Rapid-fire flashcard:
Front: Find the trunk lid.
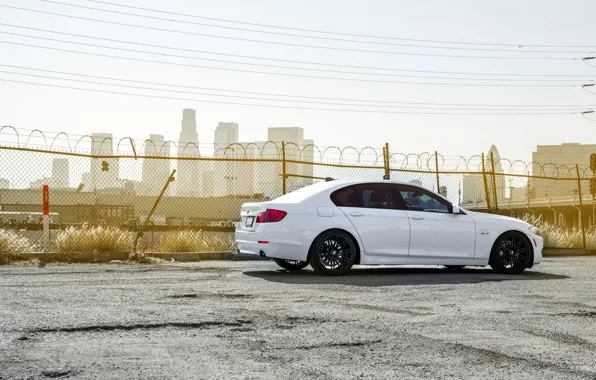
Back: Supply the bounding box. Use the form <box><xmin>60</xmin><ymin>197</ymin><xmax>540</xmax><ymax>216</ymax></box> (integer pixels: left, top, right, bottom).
<box><xmin>238</xmin><ymin>202</ymin><xmax>269</xmax><ymax>232</ymax></box>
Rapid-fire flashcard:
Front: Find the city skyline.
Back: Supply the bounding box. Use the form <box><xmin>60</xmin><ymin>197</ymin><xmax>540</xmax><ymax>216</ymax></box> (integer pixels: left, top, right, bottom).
<box><xmin>2</xmin><ymin>116</ymin><xmax>595</xmax><ymax>194</ymax></box>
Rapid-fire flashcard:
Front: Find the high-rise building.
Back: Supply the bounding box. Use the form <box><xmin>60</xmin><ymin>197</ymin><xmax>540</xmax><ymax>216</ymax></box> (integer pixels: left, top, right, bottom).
<box><xmin>530</xmin><ymin>143</ymin><xmax>596</xmax><ymax>199</ymax></box>
<box><xmin>52</xmin><ymin>158</ymin><xmax>69</xmax><ymax>188</ymax></box>
<box><xmin>90</xmin><ymin>133</ymin><xmax>120</xmax><ymax>190</ymax></box>
<box><xmin>461</xmin><ymin>145</ymin><xmax>505</xmax><ymax>207</ymax></box>
<box><xmin>176</xmin><ymin>109</ymin><xmax>204</xmax><ymax>197</ymax></box>
<box><xmin>140</xmin><ymin>134</ymin><xmax>171</xmax><ymax>195</ymax></box>
<box><xmin>28</xmin><ymin>158</ymin><xmax>70</xmax><ymax>189</ymax></box>
<box><xmin>487</xmin><ymin>144</ymin><xmax>505</xmax><ymax>205</ymax></box>
<box><xmin>214</xmin><ymin>122</ymin><xmax>239</xmax><ymax>151</ymax></box>
<box><xmin>252</xmin><ymin>127</ymin><xmax>314</xmax><ymax>198</ymax></box>
<box><xmin>214</xmin><ymin>122</ymin><xmax>255</xmax><ymax>196</ymax></box>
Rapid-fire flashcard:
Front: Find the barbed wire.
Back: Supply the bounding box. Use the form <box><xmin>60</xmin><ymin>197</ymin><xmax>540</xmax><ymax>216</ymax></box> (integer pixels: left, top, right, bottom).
<box><xmin>0</xmin><ymin>126</ymin><xmax>591</xmax><ymax>177</ymax></box>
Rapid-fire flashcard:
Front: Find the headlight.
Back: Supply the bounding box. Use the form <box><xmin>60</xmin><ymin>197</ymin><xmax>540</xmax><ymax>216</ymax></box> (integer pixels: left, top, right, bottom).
<box><xmin>528</xmin><ymin>226</ymin><xmax>539</xmax><ymax>235</ymax></box>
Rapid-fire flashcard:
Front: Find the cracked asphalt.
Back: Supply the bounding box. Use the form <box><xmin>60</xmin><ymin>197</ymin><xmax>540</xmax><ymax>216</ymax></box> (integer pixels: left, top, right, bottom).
<box><xmin>1</xmin><ymin>257</ymin><xmax>595</xmax><ymax>380</ymax></box>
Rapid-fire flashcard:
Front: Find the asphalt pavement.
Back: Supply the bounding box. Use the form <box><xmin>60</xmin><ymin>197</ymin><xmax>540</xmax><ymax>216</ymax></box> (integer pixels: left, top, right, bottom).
<box><xmin>1</xmin><ymin>258</ymin><xmax>595</xmax><ymax>380</ymax></box>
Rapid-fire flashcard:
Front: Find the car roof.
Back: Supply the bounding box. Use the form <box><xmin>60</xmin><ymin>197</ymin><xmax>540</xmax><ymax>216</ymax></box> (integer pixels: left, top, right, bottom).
<box><xmin>326</xmin><ymin>179</ymin><xmax>412</xmax><ymax>187</ymax></box>
<box><xmin>273</xmin><ymin>179</ymin><xmax>437</xmax><ymax>204</ymax></box>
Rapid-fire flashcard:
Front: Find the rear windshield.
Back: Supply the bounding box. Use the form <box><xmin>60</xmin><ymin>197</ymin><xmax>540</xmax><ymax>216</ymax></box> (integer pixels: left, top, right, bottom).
<box><xmin>270</xmin><ymin>181</ymin><xmax>335</xmax><ymax>203</ymax></box>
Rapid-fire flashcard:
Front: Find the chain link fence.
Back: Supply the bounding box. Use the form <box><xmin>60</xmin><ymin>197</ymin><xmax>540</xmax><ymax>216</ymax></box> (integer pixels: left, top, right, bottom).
<box><xmin>0</xmin><ymin>128</ymin><xmax>595</xmax><ymax>253</ymax></box>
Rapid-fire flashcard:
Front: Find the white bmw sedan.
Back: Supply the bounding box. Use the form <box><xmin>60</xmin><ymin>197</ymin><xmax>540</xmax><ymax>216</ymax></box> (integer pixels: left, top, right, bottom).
<box><xmin>235</xmin><ymin>180</ymin><xmax>543</xmax><ymax>276</ymax></box>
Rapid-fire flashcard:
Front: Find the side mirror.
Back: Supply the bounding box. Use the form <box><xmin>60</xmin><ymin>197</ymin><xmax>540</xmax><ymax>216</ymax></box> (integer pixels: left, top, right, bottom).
<box><xmin>451</xmin><ymin>204</ymin><xmax>460</xmax><ymax>214</ymax></box>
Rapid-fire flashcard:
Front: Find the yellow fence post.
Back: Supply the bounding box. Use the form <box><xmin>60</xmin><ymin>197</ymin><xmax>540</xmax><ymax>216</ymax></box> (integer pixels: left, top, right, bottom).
<box><xmin>133</xmin><ymin>169</ymin><xmax>176</xmax><ymax>253</ymax></box>
<box><xmin>434</xmin><ymin>151</ymin><xmax>440</xmax><ymax>194</ymax></box>
<box><xmin>490</xmin><ymin>152</ymin><xmax>499</xmax><ymax>212</ymax></box>
<box><xmin>481</xmin><ymin>153</ymin><xmax>492</xmax><ymax>212</ymax></box>
<box><xmin>281</xmin><ymin>141</ymin><xmax>287</xmax><ymax>195</ymax></box>
<box><xmin>576</xmin><ymin>164</ymin><xmax>587</xmax><ymax>249</ymax></box>
<box><xmin>383</xmin><ymin>143</ymin><xmax>390</xmax><ymax>180</ymax></box>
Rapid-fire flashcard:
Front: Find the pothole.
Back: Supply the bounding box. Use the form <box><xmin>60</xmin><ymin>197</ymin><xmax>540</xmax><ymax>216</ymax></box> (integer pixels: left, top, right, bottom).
<box><xmin>29</xmin><ymin>320</ymin><xmax>252</xmax><ymax>334</ymax></box>
<box><xmin>42</xmin><ymin>368</ymin><xmax>73</xmax><ymax>378</ymax></box>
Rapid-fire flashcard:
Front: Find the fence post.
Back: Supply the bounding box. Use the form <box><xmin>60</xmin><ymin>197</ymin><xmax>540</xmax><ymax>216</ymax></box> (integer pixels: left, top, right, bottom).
<box><xmin>481</xmin><ymin>153</ymin><xmax>492</xmax><ymax>212</ymax></box>
<box><xmin>383</xmin><ymin>142</ymin><xmax>390</xmax><ymax>180</ymax></box>
<box><xmin>42</xmin><ymin>184</ymin><xmax>50</xmax><ymax>253</ymax></box>
<box><xmin>281</xmin><ymin>141</ymin><xmax>287</xmax><ymax>195</ymax></box>
<box><xmin>490</xmin><ymin>152</ymin><xmax>499</xmax><ymax>212</ymax></box>
<box><xmin>576</xmin><ymin>164</ymin><xmax>587</xmax><ymax>249</ymax></box>
<box><xmin>133</xmin><ymin>169</ymin><xmax>176</xmax><ymax>253</ymax></box>
<box><xmin>434</xmin><ymin>151</ymin><xmax>440</xmax><ymax>194</ymax></box>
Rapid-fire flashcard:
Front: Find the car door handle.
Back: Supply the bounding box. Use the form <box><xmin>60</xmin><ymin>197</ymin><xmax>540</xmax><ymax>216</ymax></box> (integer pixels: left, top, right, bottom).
<box><xmin>350</xmin><ymin>212</ymin><xmax>364</xmax><ymax>217</ymax></box>
<box><xmin>410</xmin><ymin>216</ymin><xmax>424</xmax><ymax>221</ymax></box>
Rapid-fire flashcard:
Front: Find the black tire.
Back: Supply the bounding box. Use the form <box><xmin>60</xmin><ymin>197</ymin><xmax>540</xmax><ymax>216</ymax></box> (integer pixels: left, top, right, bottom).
<box><xmin>309</xmin><ymin>230</ymin><xmax>357</xmax><ymax>276</ymax></box>
<box><xmin>489</xmin><ymin>231</ymin><xmax>532</xmax><ymax>274</ymax></box>
<box><xmin>444</xmin><ymin>265</ymin><xmax>465</xmax><ymax>270</ymax></box>
<box><xmin>273</xmin><ymin>259</ymin><xmax>309</xmax><ymax>271</ymax></box>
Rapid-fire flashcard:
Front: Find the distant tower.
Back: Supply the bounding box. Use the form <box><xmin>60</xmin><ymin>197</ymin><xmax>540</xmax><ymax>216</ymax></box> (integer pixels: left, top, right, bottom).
<box><xmin>214</xmin><ymin>122</ymin><xmax>245</xmax><ymax>196</ymax></box>
<box><xmin>462</xmin><ymin>144</ymin><xmax>504</xmax><ymax>207</ymax></box>
<box><xmin>486</xmin><ymin>144</ymin><xmax>503</xmax><ymax>173</ymax></box>
<box><xmin>141</xmin><ymin>134</ymin><xmax>170</xmax><ymax>195</ymax></box>
<box><xmin>179</xmin><ymin>109</ymin><xmax>198</xmax><ymax>147</ymax></box>
<box><xmin>252</xmin><ymin>127</ymin><xmax>314</xmax><ymax>198</ymax></box>
<box><xmin>52</xmin><ymin>158</ymin><xmax>69</xmax><ymax>188</ymax></box>
<box><xmin>90</xmin><ymin>133</ymin><xmax>119</xmax><ymax>189</ymax></box>
<box><xmin>214</xmin><ymin>122</ymin><xmax>239</xmax><ymax>151</ymax></box>
<box><xmin>486</xmin><ymin>144</ymin><xmax>505</xmax><ymax>203</ymax></box>
<box><xmin>176</xmin><ymin>109</ymin><xmax>202</xmax><ymax>197</ymax></box>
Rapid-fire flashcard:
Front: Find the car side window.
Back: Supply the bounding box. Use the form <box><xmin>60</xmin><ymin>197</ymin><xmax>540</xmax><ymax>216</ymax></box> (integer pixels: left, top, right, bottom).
<box><xmin>398</xmin><ymin>186</ymin><xmax>451</xmax><ymax>213</ymax></box>
<box><xmin>331</xmin><ymin>184</ymin><xmax>400</xmax><ymax>210</ymax></box>
<box><xmin>331</xmin><ymin>186</ymin><xmax>362</xmax><ymax>208</ymax></box>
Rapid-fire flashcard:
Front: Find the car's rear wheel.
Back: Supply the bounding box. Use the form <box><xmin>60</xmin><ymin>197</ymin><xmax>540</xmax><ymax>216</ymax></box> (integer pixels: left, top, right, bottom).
<box><xmin>489</xmin><ymin>231</ymin><xmax>532</xmax><ymax>274</ymax></box>
<box><xmin>273</xmin><ymin>259</ymin><xmax>309</xmax><ymax>271</ymax></box>
<box><xmin>309</xmin><ymin>230</ymin><xmax>356</xmax><ymax>276</ymax></box>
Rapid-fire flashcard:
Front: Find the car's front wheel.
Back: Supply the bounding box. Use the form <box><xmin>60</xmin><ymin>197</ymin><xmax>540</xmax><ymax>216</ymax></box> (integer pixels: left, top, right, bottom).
<box><xmin>309</xmin><ymin>230</ymin><xmax>357</xmax><ymax>276</ymax></box>
<box><xmin>273</xmin><ymin>259</ymin><xmax>309</xmax><ymax>271</ymax></box>
<box><xmin>489</xmin><ymin>231</ymin><xmax>532</xmax><ymax>274</ymax></box>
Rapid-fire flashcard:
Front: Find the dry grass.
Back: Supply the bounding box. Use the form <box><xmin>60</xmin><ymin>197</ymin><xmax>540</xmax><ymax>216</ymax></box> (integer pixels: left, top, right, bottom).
<box><xmin>0</xmin><ymin>229</ymin><xmax>37</xmax><ymax>264</ymax></box>
<box><xmin>1</xmin><ymin>226</ymin><xmax>235</xmax><ymax>265</ymax></box>
<box><xmin>54</xmin><ymin>225</ymin><xmax>133</xmax><ymax>261</ymax></box>
<box><xmin>148</xmin><ymin>230</ymin><xmax>235</xmax><ymax>253</ymax></box>
<box><xmin>521</xmin><ymin>214</ymin><xmax>596</xmax><ymax>249</ymax></box>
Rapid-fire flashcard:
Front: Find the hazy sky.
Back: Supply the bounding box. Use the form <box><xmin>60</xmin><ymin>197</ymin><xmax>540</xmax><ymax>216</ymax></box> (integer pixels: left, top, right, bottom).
<box><xmin>1</xmin><ymin>0</ymin><xmax>596</xmax><ymax>162</ymax></box>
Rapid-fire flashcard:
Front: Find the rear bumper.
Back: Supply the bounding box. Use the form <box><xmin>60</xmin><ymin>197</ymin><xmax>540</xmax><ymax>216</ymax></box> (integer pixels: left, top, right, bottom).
<box><xmin>235</xmin><ymin>225</ymin><xmax>312</xmax><ymax>261</ymax></box>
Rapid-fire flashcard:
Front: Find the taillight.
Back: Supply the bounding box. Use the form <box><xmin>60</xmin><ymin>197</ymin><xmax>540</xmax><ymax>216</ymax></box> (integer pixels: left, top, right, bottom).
<box><xmin>256</xmin><ymin>209</ymin><xmax>287</xmax><ymax>223</ymax></box>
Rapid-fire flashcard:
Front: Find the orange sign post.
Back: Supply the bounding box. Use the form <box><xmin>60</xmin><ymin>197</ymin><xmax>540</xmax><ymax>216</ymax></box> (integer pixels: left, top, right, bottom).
<box><xmin>42</xmin><ymin>185</ymin><xmax>50</xmax><ymax>253</ymax></box>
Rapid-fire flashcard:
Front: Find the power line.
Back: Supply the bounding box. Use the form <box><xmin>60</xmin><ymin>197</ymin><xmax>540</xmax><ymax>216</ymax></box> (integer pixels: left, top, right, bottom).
<box><xmin>86</xmin><ymin>0</ymin><xmax>596</xmax><ymax>49</ymax></box>
<box><xmin>1</xmin><ymin>40</ymin><xmax>583</xmax><ymax>87</ymax></box>
<box><xmin>3</xmin><ymin>64</ymin><xmax>593</xmax><ymax>108</ymax></box>
<box><xmin>0</xmin><ymin>5</ymin><xmax>583</xmax><ymax>60</ymax></box>
<box><xmin>2</xmin><ymin>69</ymin><xmax>591</xmax><ymax>111</ymax></box>
<box><xmin>1</xmin><ymin>24</ymin><xmax>594</xmax><ymax>79</ymax></box>
<box><xmin>2</xmin><ymin>24</ymin><xmax>593</xmax><ymax>78</ymax></box>
<box><xmin>2</xmin><ymin>31</ymin><xmax>592</xmax><ymax>84</ymax></box>
<box><xmin>1</xmin><ymin>78</ymin><xmax>583</xmax><ymax>115</ymax></box>
<box><xmin>38</xmin><ymin>0</ymin><xmax>595</xmax><ymax>55</ymax></box>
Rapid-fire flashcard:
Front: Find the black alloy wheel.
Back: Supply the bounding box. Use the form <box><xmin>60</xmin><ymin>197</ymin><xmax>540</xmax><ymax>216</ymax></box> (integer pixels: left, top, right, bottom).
<box><xmin>489</xmin><ymin>232</ymin><xmax>532</xmax><ymax>274</ymax></box>
<box><xmin>273</xmin><ymin>259</ymin><xmax>309</xmax><ymax>271</ymax></box>
<box><xmin>309</xmin><ymin>230</ymin><xmax>356</xmax><ymax>276</ymax></box>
